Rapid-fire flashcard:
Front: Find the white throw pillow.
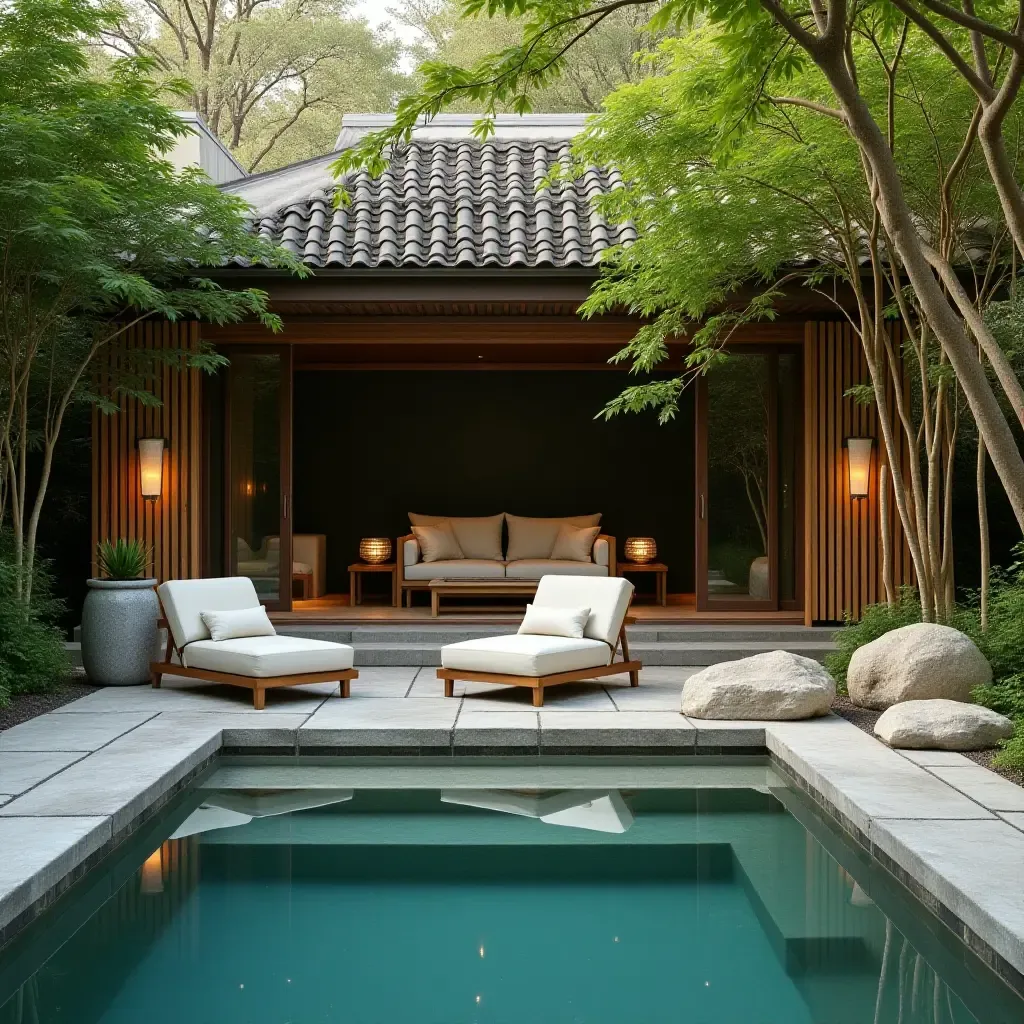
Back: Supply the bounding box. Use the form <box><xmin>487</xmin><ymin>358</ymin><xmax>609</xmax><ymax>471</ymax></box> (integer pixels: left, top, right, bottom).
<box><xmin>200</xmin><ymin>605</ymin><xmax>276</xmax><ymax>642</ymax></box>
<box><xmin>412</xmin><ymin>521</ymin><xmax>464</xmax><ymax>562</ymax></box>
<box><xmin>518</xmin><ymin>604</ymin><xmax>592</xmax><ymax>639</ymax></box>
<box><xmin>550</xmin><ymin>524</ymin><xmax>600</xmax><ymax>562</ymax></box>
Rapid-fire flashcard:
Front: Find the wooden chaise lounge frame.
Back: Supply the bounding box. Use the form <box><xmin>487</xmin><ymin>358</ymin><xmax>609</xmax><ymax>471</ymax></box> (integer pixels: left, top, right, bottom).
<box><xmin>437</xmin><ymin>612</ymin><xmax>640</xmax><ymax>708</ymax></box>
<box><xmin>150</xmin><ymin>612</ymin><xmax>358</xmax><ymax>711</ymax></box>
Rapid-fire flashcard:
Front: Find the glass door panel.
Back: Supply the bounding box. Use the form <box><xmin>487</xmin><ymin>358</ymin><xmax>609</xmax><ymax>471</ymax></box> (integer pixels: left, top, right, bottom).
<box><xmin>226</xmin><ymin>350</ymin><xmax>291</xmax><ymax>609</ymax></box>
<box><xmin>697</xmin><ymin>354</ymin><xmax>776</xmax><ymax>609</ymax></box>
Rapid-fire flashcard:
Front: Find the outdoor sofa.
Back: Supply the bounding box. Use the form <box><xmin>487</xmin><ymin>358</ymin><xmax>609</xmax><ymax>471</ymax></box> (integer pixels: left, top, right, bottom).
<box><xmin>437</xmin><ymin>574</ymin><xmax>640</xmax><ymax>707</ymax></box>
<box><xmin>399</xmin><ymin>513</ymin><xmax>617</xmax><ymax>607</ymax></box>
<box><xmin>151</xmin><ymin>576</ymin><xmax>356</xmax><ymax>709</ymax></box>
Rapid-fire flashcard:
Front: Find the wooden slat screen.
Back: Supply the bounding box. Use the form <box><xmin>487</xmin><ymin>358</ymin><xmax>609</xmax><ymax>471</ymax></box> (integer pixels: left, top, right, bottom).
<box><xmin>91</xmin><ymin>322</ymin><xmax>203</xmax><ymax>581</ymax></box>
<box><xmin>803</xmin><ymin>321</ymin><xmax>913</xmax><ymax>623</ymax></box>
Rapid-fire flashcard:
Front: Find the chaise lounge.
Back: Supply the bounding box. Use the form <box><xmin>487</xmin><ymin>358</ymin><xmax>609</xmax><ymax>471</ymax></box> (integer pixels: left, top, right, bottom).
<box><xmin>437</xmin><ymin>575</ymin><xmax>641</xmax><ymax>707</ymax></box>
<box><xmin>151</xmin><ymin>577</ymin><xmax>357</xmax><ymax>709</ymax></box>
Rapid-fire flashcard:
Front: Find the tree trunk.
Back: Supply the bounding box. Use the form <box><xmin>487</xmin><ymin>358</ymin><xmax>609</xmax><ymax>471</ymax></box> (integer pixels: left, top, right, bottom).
<box><xmin>822</xmin><ymin>55</ymin><xmax>1024</xmax><ymax>532</ymax></box>
<box><xmin>879</xmin><ymin>462</ymin><xmax>895</xmax><ymax>605</ymax></box>
<box><xmin>978</xmin><ymin>433</ymin><xmax>991</xmax><ymax>631</ymax></box>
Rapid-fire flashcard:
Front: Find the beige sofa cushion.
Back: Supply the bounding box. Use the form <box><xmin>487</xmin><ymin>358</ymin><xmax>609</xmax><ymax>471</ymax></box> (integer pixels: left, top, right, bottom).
<box><xmin>505</xmin><ymin>559</ymin><xmax>608</xmax><ymax>579</ymax></box>
<box><xmin>505</xmin><ymin>514</ymin><xmax>602</xmax><ymax>560</ymax></box>
<box><xmin>182</xmin><ymin>635</ymin><xmax>354</xmax><ymax>677</ymax></box>
<box><xmin>550</xmin><ymin>524</ymin><xmax>600</xmax><ymax>562</ymax></box>
<box><xmin>409</xmin><ymin>513</ymin><xmax>504</xmax><ymax>560</ymax></box>
<box><xmin>441</xmin><ymin>634</ymin><xmax>611</xmax><ymax>677</ymax></box>
<box><xmin>404</xmin><ymin>559</ymin><xmax>506</xmax><ymax>580</ymax></box>
<box><xmin>412</xmin><ymin>522</ymin><xmax>463</xmax><ymax>562</ymax></box>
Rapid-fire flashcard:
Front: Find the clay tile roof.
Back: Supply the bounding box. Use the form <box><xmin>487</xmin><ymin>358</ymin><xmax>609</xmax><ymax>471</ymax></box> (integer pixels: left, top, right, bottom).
<box><xmin>225</xmin><ymin>114</ymin><xmax>635</xmax><ymax>270</ymax></box>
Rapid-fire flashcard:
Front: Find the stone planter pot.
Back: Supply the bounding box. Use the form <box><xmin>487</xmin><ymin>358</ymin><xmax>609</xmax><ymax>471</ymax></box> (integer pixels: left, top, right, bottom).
<box><xmin>81</xmin><ymin>578</ymin><xmax>160</xmax><ymax>686</ymax></box>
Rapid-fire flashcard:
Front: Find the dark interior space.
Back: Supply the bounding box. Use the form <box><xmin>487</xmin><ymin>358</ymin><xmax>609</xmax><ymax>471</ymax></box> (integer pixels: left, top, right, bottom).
<box><xmin>293</xmin><ymin>369</ymin><xmax>695</xmax><ymax>597</ymax></box>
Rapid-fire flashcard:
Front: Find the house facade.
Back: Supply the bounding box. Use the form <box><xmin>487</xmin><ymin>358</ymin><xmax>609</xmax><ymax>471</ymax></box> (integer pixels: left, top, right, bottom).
<box><xmin>91</xmin><ymin>114</ymin><xmax>911</xmax><ymax>625</ymax></box>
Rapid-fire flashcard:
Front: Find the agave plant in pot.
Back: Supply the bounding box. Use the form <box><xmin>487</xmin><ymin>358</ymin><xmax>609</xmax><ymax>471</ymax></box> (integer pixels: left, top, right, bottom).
<box><xmin>81</xmin><ymin>539</ymin><xmax>159</xmax><ymax>685</ymax></box>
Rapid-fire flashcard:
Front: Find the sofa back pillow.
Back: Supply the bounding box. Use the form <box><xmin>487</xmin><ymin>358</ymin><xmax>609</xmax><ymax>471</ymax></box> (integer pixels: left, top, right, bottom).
<box><xmin>505</xmin><ymin>514</ymin><xmax>602</xmax><ymax>561</ymax></box>
<box><xmin>412</xmin><ymin>521</ymin><xmax>464</xmax><ymax>562</ymax></box>
<box><xmin>518</xmin><ymin>603</ymin><xmax>591</xmax><ymax>639</ymax></box>
<box><xmin>550</xmin><ymin>524</ymin><xmax>601</xmax><ymax>562</ymax></box>
<box><xmin>409</xmin><ymin>513</ymin><xmax>504</xmax><ymax>560</ymax></box>
<box><xmin>200</xmin><ymin>605</ymin><xmax>276</xmax><ymax>642</ymax></box>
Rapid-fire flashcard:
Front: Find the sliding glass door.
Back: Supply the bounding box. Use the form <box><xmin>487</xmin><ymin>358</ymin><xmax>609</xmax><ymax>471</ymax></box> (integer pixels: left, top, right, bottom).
<box><xmin>696</xmin><ymin>350</ymin><xmax>801</xmax><ymax>611</ymax></box>
<box><xmin>224</xmin><ymin>348</ymin><xmax>292</xmax><ymax>610</ymax></box>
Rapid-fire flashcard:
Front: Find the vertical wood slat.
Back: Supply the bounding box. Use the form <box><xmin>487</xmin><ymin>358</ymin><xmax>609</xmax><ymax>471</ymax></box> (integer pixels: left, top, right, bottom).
<box><xmin>803</xmin><ymin>320</ymin><xmax>913</xmax><ymax>622</ymax></box>
<box><xmin>91</xmin><ymin>322</ymin><xmax>203</xmax><ymax>582</ymax></box>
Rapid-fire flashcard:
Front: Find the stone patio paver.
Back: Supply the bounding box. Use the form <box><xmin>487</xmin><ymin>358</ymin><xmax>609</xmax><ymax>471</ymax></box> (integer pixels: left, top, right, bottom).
<box><xmin>298</xmin><ymin>697</ymin><xmax>459</xmax><ymax>748</ymax></box>
<box><xmin>870</xmin><ymin>817</ymin><xmax>1024</xmax><ymax>973</ymax></box>
<box><xmin>999</xmin><ymin>812</ymin><xmax>1024</xmax><ymax>833</ymax></box>
<box><xmin>927</xmin><ymin>764</ymin><xmax>1024</xmax><ymax>813</ymax></box>
<box><xmin>0</xmin><ymin>816</ymin><xmax>111</xmax><ymax>931</ymax></box>
<box><xmin>897</xmin><ymin>750</ymin><xmax>977</xmax><ymax>767</ymax></box>
<box><xmin>766</xmin><ymin>717</ymin><xmax>997</xmax><ymax>834</ymax></box>
<box><xmin>539</xmin><ymin>711</ymin><xmax>696</xmax><ymax>749</ymax></box>
<box><xmin>692</xmin><ymin>719</ymin><xmax>770</xmax><ymax>747</ymax></box>
<box><xmin>0</xmin><ymin>751</ymin><xmax>87</xmax><ymax>797</ymax></box>
<box><xmin>0</xmin><ymin>711</ymin><xmax>157</xmax><ymax>752</ymax></box>
<box><xmin>453</xmin><ymin>711</ymin><xmax>539</xmax><ymax>749</ymax></box>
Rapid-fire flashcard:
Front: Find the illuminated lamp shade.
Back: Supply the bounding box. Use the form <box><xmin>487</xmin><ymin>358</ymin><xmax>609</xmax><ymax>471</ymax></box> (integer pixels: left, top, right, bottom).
<box><xmin>846</xmin><ymin>437</ymin><xmax>874</xmax><ymax>499</ymax></box>
<box><xmin>624</xmin><ymin>537</ymin><xmax>657</xmax><ymax>564</ymax></box>
<box><xmin>359</xmin><ymin>537</ymin><xmax>392</xmax><ymax>564</ymax></box>
<box><xmin>138</xmin><ymin>437</ymin><xmax>165</xmax><ymax>501</ymax></box>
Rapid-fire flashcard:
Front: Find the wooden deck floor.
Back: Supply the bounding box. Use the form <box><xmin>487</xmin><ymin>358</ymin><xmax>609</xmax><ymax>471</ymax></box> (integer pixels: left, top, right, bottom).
<box><xmin>272</xmin><ymin>593</ymin><xmax>806</xmax><ymax>626</ymax></box>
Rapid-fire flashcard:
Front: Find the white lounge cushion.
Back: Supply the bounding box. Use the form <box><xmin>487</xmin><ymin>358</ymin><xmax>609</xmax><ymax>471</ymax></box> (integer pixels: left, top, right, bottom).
<box><xmin>519</xmin><ymin>604</ymin><xmax>591</xmax><ymax>639</ymax></box>
<box><xmin>441</xmin><ymin>634</ymin><xmax>611</xmax><ymax>677</ymax></box>
<box><xmin>182</xmin><ymin>635</ymin><xmax>354</xmax><ymax>678</ymax></box>
<box><xmin>534</xmin><ymin>575</ymin><xmax>634</xmax><ymax>647</ymax></box>
<box><xmin>505</xmin><ymin>514</ymin><xmax>602</xmax><ymax>560</ymax></box>
<box><xmin>200</xmin><ymin>606</ymin><xmax>275</xmax><ymax>641</ymax></box>
<box><xmin>409</xmin><ymin>513</ymin><xmax>505</xmax><ymax>561</ymax></box>
<box><xmin>505</xmin><ymin>559</ymin><xmax>608</xmax><ymax>579</ymax></box>
<box><xmin>404</xmin><ymin>559</ymin><xmax>506</xmax><ymax>580</ymax></box>
<box><xmin>159</xmin><ymin>577</ymin><xmax>261</xmax><ymax>648</ymax></box>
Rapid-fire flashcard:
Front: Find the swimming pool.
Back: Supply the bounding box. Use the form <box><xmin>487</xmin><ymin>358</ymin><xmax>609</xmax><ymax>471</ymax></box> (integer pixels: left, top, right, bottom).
<box><xmin>1</xmin><ymin>760</ymin><xmax>1021</xmax><ymax>1023</ymax></box>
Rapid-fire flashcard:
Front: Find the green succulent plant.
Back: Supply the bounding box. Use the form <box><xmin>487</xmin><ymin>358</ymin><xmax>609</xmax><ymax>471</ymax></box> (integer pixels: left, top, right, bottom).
<box><xmin>96</xmin><ymin>538</ymin><xmax>151</xmax><ymax>580</ymax></box>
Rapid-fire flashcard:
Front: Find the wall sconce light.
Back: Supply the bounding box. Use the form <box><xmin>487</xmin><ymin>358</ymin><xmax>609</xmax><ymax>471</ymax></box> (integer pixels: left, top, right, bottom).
<box><xmin>137</xmin><ymin>437</ymin><xmax>165</xmax><ymax>502</ymax></box>
<box><xmin>846</xmin><ymin>437</ymin><xmax>874</xmax><ymax>499</ymax></box>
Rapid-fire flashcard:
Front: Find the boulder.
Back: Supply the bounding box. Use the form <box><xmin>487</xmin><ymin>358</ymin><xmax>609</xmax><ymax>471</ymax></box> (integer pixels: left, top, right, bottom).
<box><xmin>681</xmin><ymin>650</ymin><xmax>835</xmax><ymax>720</ymax></box>
<box><xmin>847</xmin><ymin>623</ymin><xmax>991</xmax><ymax>710</ymax></box>
<box><xmin>874</xmin><ymin>699</ymin><xmax>1014</xmax><ymax>751</ymax></box>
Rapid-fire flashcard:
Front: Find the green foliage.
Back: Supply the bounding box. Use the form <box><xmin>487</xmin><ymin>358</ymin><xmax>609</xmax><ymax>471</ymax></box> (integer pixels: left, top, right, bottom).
<box><xmin>824</xmin><ymin>589</ymin><xmax>924</xmax><ymax>692</ymax></box>
<box><xmin>96</xmin><ymin>538</ymin><xmax>150</xmax><ymax>580</ymax></box>
<box><xmin>102</xmin><ymin>0</ymin><xmax>407</xmax><ymax>171</ymax></box>
<box><xmin>0</xmin><ymin>544</ymin><xmax>68</xmax><ymax>707</ymax></box>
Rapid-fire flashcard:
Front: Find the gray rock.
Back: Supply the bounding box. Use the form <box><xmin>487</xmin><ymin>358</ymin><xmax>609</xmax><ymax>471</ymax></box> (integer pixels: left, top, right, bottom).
<box><xmin>847</xmin><ymin>624</ymin><xmax>991</xmax><ymax>710</ymax></box>
<box><xmin>680</xmin><ymin>650</ymin><xmax>835</xmax><ymax>720</ymax></box>
<box><xmin>875</xmin><ymin>699</ymin><xmax>1014</xmax><ymax>751</ymax></box>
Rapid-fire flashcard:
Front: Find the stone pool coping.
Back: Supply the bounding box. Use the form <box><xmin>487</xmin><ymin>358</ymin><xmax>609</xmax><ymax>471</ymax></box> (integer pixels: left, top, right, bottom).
<box><xmin>1</xmin><ymin>669</ymin><xmax>1023</xmax><ymax>996</ymax></box>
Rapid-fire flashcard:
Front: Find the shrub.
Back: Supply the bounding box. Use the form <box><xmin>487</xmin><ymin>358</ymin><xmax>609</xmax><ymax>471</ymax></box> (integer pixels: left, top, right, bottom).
<box><xmin>823</xmin><ymin>588</ymin><xmax>924</xmax><ymax>691</ymax></box>
<box><xmin>0</xmin><ymin>549</ymin><xmax>69</xmax><ymax>707</ymax></box>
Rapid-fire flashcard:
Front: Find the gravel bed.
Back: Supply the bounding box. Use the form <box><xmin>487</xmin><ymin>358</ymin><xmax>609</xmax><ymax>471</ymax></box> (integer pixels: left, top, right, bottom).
<box><xmin>0</xmin><ymin>674</ymin><xmax>99</xmax><ymax>731</ymax></box>
<box><xmin>832</xmin><ymin>694</ymin><xmax>1024</xmax><ymax>789</ymax></box>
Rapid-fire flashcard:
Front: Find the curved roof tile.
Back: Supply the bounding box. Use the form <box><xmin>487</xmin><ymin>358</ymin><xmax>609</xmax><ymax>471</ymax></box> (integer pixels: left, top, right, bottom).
<box><xmin>233</xmin><ymin>138</ymin><xmax>633</xmax><ymax>269</ymax></box>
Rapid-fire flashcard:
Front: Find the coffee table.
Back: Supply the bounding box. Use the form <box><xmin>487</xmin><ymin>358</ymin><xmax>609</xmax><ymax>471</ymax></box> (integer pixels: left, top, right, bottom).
<box><xmin>429</xmin><ymin>578</ymin><xmax>538</xmax><ymax>616</ymax></box>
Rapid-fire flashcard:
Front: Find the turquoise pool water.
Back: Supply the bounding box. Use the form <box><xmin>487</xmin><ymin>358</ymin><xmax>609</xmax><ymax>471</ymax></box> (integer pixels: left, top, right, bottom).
<box><xmin>1</xmin><ymin>766</ymin><xmax>1021</xmax><ymax>1023</ymax></box>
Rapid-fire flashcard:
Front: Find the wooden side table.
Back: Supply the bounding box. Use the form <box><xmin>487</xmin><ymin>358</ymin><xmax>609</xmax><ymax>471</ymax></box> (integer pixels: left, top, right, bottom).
<box><xmin>348</xmin><ymin>562</ymin><xmax>398</xmax><ymax>607</ymax></box>
<box><xmin>293</xmin><ymin>572</ymin><xmax>313</xmax><ymax>600</ymax></box>
<box><xmin>619</xmin><ymin>562</ymin><xmax>668</xmax><ymax>606</ymax></box>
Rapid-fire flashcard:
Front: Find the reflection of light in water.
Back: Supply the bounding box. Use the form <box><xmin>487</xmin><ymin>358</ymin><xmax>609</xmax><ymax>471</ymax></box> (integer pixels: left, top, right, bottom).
<box><xmin>140</xmin><ymin>847</ymin><xmax>164</xmax><ymax>894</ymax></box>
<box><xmin>440</xmin><ymin>789</ymin><xmax>634</xmax><ymax>833</ymax></box>
<box><xmin>170</xmin><ymin>789</ymin><xmax>354</xmax><ymax>839</ymax></box>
